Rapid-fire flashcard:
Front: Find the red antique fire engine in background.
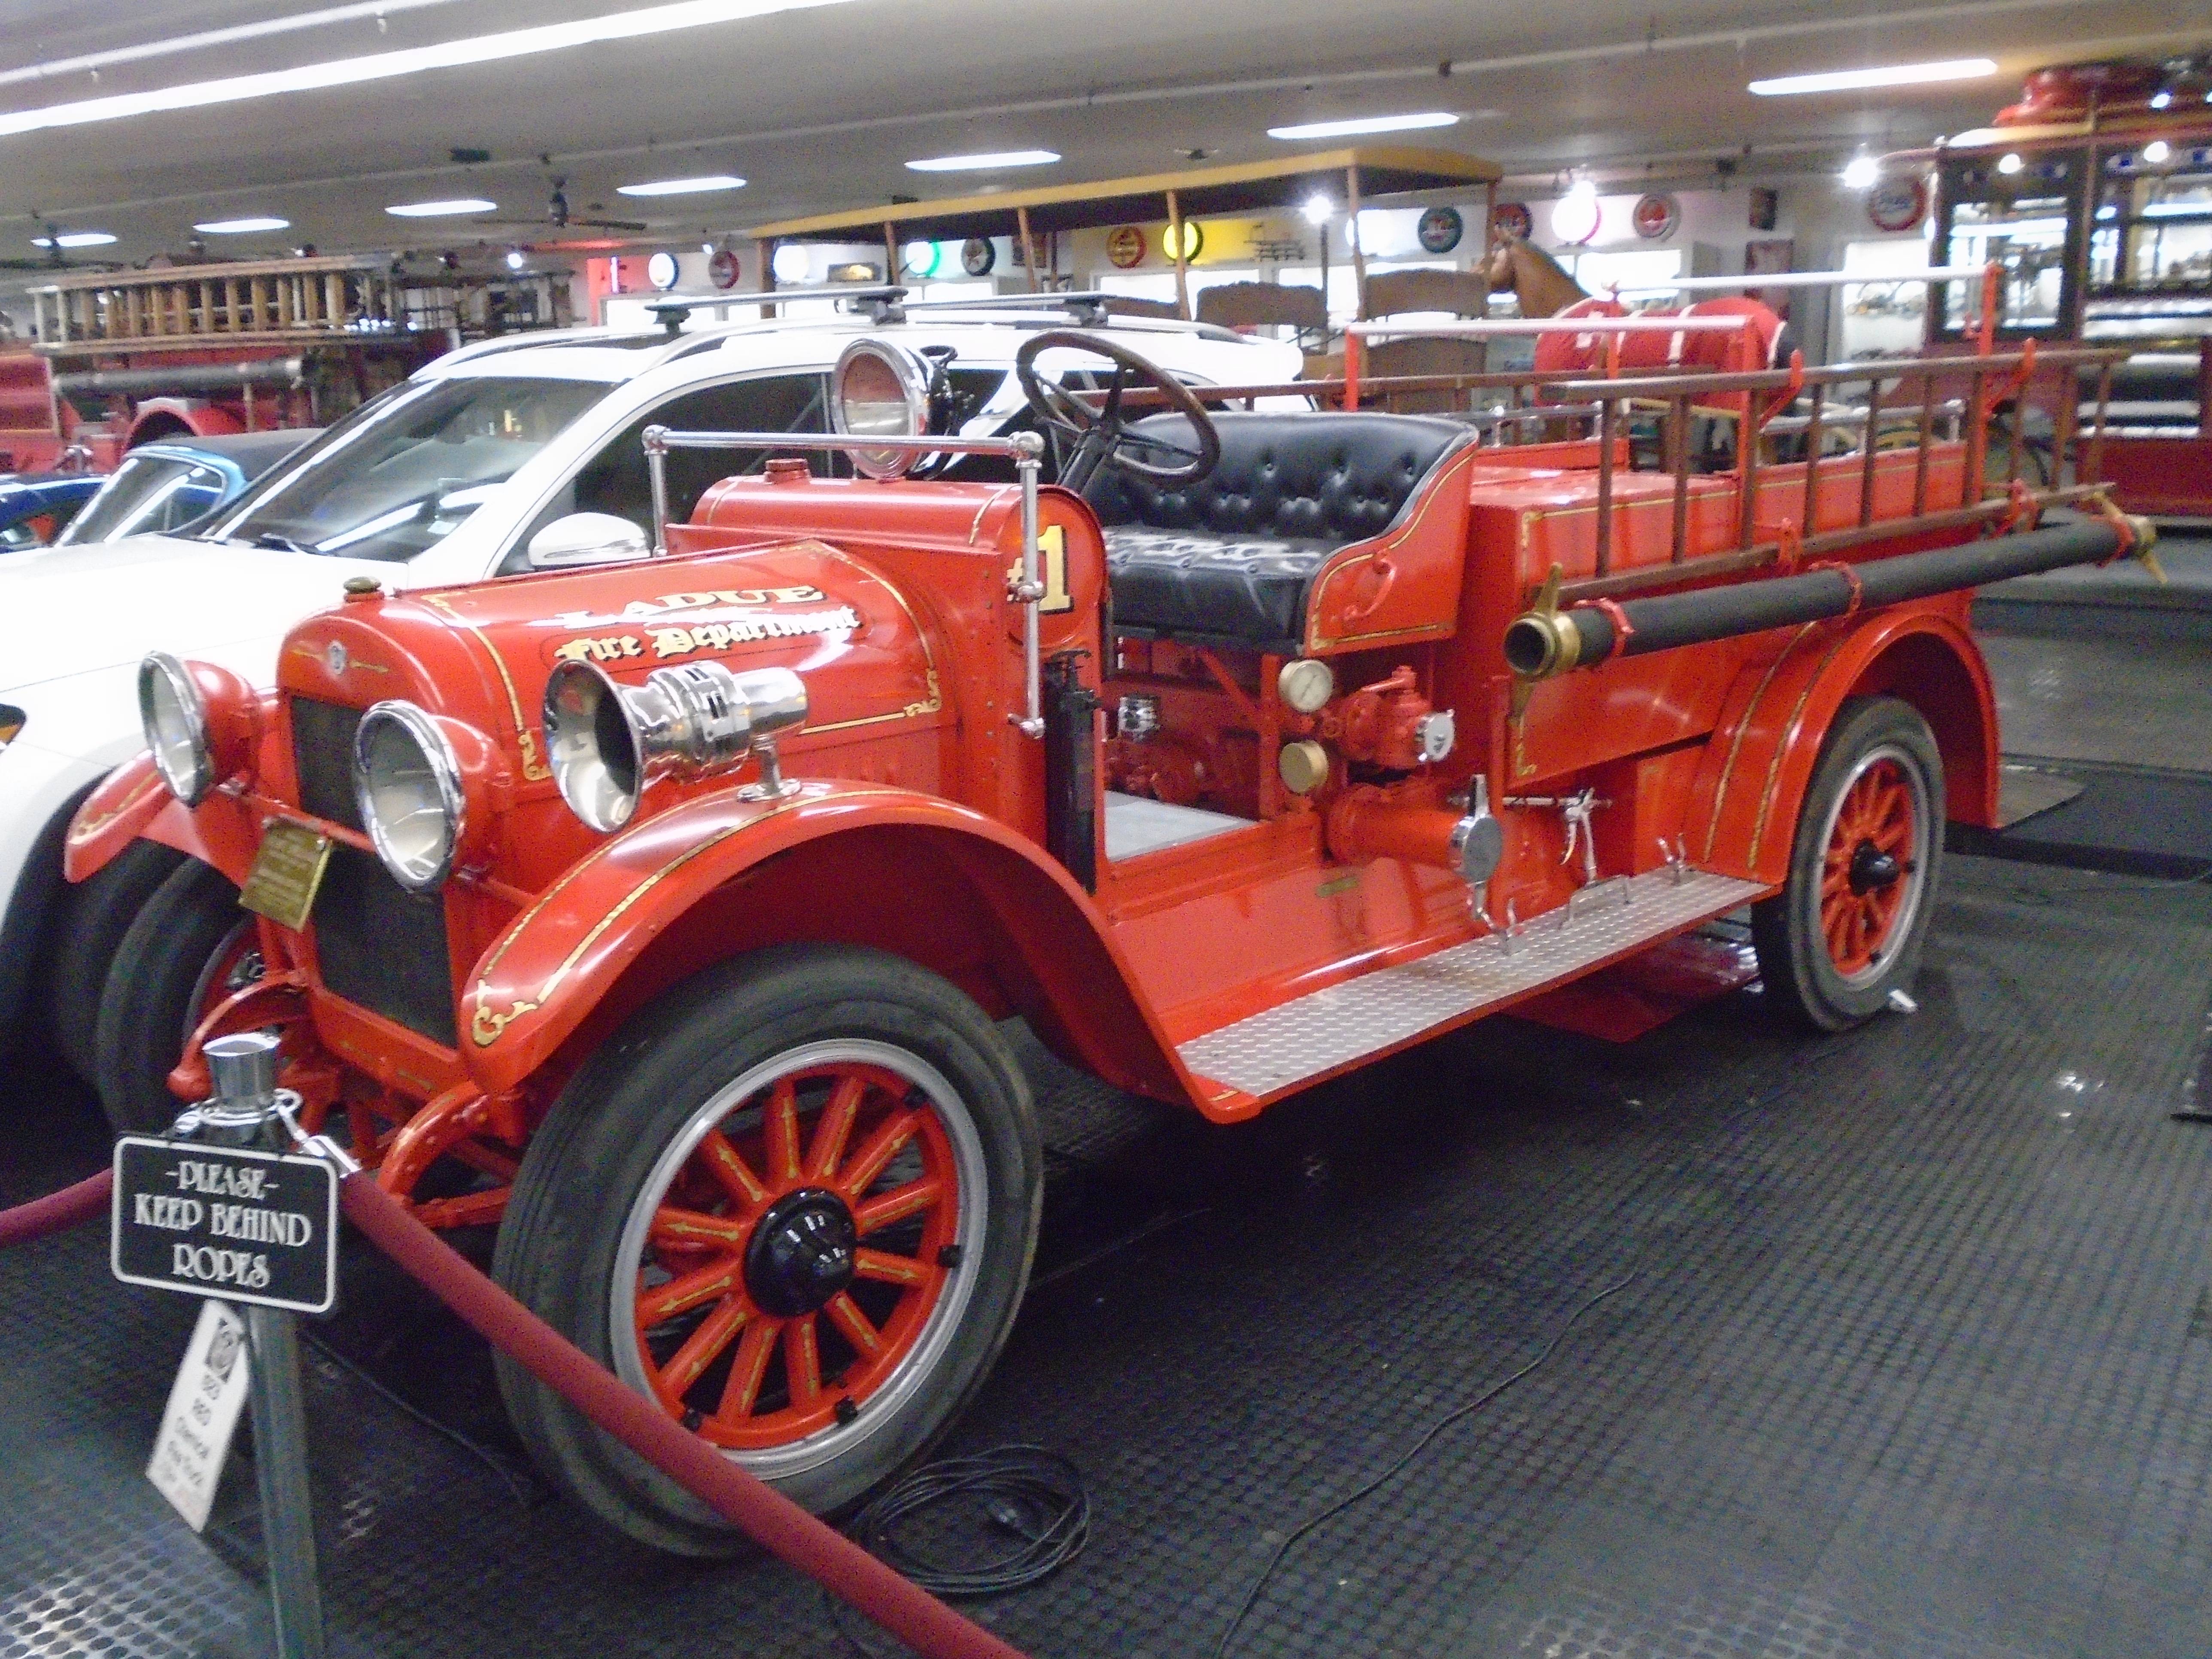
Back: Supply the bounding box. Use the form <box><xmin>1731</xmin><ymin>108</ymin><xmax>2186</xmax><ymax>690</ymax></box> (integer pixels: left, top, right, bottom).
<box><xmin>0</xmin><ymin>253</ymin><xmax>566</xmax><ymax>473</ymax></box>
<box><xmin>67</xmin><ymin>307</ymin><xmax>2149</xmax><ymax>1550</ymax></box>
<box><xmin>1907</xmin><ymin>55</ymin><xmax>2212</xmax><ymax>517</ymax></box>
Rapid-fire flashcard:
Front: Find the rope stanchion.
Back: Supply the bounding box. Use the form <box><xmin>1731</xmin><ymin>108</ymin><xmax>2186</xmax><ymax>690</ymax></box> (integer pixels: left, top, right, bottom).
<box><xmin>337</xmin><ymin>1175</ymin><xmax>1033</xmax><ymax>1659</ymax></box>
<box><xmin>0</xmin><ymin>1167</ymin><xmax>112</xmax><ymax>1248</ymax></box>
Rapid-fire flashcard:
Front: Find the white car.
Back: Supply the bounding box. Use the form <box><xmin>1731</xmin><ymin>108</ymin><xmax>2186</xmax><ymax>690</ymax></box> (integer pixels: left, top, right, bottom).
<box><xmin>0</xmin><ymin>295</ymin><xmax>1304</xmax><ymax>1108</ymax></box>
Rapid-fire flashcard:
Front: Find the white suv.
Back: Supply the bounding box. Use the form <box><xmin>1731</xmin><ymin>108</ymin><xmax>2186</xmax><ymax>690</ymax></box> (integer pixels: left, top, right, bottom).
<box><xmin>0</xmin><ymin>297</ymin><xmax>1304</xmax><ymax>1092</ymax></box>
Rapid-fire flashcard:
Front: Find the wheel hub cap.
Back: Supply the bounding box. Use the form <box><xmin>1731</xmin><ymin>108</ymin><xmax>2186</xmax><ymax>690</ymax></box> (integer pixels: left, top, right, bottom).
<box><xmin>743</xmin><ymin>1187</ymin><xmax>857</xmax><ymax>1317</ymax></box>
<box><xmin>1848</xmin><ymin>841</ymin><xmax>1901</xmax><ymax>895</ymax></box>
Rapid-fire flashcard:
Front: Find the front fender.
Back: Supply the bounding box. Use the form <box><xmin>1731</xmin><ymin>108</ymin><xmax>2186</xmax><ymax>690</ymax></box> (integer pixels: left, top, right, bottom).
<box><xmin>64</xmin><ymin>752</ymin><xmax>260</xmax><ymax>886</ymax></box>
<box><xmin>1687</xmin><ymin>599</ymin><xmax>1996</xmax><ymax>885</ymax></box>
<box><xmin>459</xmin><ymin>779</ymin><xmax>1193</xmax><ymax>1106</ymax></box>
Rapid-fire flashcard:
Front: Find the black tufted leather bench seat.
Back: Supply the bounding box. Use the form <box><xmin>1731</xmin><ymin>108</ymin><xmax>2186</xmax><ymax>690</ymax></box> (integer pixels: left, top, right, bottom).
<box><xmin>1084</xmin><ymin>412</ymin><xmax>1472</xmax><ymax>652</ymax></box>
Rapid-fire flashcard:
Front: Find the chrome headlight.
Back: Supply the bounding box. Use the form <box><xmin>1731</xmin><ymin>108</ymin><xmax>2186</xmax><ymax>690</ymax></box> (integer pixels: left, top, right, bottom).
<box><xmin>139</xmin><ymin>652</ymin><xmax>213</xmax><ymax>805</ymax></box>
<box><xmin>544</xmin><ymin>659</ymin><xmax>807</xmax><ymax>833</ymax></box>
<box><xmin>352</xmin><ymin>702</ymin><xmax>465</xmax><ymax>892</ymax></box>
<box><xmin>831</xmin><ymin>337</ymin><xmax>931</xmax><ymax>480</ymax></box>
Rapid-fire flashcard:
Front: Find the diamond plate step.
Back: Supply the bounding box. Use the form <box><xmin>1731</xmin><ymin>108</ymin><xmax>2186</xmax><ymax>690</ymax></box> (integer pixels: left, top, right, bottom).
<box><xmin>1178</xmin><ymin>867</ymin><xmax>1768</xmax><ymax>1099</ymax></box>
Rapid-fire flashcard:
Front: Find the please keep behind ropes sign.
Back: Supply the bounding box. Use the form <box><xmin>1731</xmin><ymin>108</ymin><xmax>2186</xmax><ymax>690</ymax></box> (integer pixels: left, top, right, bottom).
<box><xmin>112</xmin><ymin>1137</ymin><xmax>339</xmax><ymax>1315</ymax></box>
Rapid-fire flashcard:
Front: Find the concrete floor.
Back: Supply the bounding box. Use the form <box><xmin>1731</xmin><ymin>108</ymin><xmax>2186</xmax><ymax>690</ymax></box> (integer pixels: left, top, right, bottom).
<box><xmin>1982</xmin><ymin>631</ymin><xmax>2212</xmax><ymax>773</ymax></box>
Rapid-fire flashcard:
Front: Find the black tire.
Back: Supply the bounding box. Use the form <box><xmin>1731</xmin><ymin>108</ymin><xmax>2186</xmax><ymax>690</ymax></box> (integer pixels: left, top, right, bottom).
<box><xmin>45</xmin><ymin>839</ymin><xmax>187</xmax><ymax>1083</ymax></box>
<box><xmin>93</xmin><ymin>859</ymin><xmax>253</xmax><ymax>1134</ymax></box>
<box><xmin>1752</xmin><ymin>695</ymin><xmax>1944</xmax><ymax>1032</ymax></box>
<box><xmin>491</xmin><ymin>943</ymin><xmax>1042</xmax><ymax>1556</ymax></box>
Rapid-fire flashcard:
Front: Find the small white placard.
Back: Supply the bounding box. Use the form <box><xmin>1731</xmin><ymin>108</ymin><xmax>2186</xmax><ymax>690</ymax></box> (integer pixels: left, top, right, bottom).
<box><xmin>147</xmin><ymin>1299</ymin><xmax>251</xmax><ymax>1532</ymax></box>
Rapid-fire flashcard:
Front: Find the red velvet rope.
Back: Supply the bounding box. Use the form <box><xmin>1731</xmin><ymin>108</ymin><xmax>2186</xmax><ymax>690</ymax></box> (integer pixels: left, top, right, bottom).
<box><xmin>337</xmin><ymin>1176</ymin><xmax>1031</xmax><ymax>1659</ymax></box>
<box><xmin>0</xmin><ymin>1168</ymin><xmax>112</xmax><ymax>1248</ymax></box>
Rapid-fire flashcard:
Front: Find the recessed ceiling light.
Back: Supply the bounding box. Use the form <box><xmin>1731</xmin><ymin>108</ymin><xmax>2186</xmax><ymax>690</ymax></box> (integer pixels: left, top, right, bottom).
<box><xmin>905</xmin><ymin>149</ymin><xmax>1060</xmax><ymax>172</ymax></box>
<box><xmin>1749</xmin><ymin>58</ymin><xmax>1997</xmax><ymax>97</ymax></box>
<box><xmin>386</xmin><ymin>197</ymin><xmax>496</xmax><ymax>217</ymax></box>
<box><xmin>0</xmin><ymin>0</ymin><xmax>869</xmax><ymax>139</ymax></box>
<box><xmin>32</xmin><ymin>230</ymin><xmax>116</xmax><ymax>248</ymax></box>
<box><xmin>617</xmin><ymin>173</ymin><xmax>745</xmax><ymax>196</ymax></box>
<box><xmin>2144</xmin><ymin>139</ymin><xmax>2172</xmax><ymax>164</ymax></box>
<box><xmin>1996</xmin><ymin>152</ymin><xmax>2024</xmax><ymax>175</ymax></box>
<box><xmin>1267</xmin><ymin>111</ymin><xmax>1459</xmax><ymax>141</ymax></box>
<box><xmin>1301</xmin><ymin>193</ymin><xmax>1334</xmax><ymax>225</ymax></box>
<box><xmin>1840</xmin><ymin>155</ymin><xmax>1880</xmax><ymax>190</ymax></box>
<box><xmin>193</xmin><ymin>215</ymin><xmax>289</xmax><ymax>234</ymax></box>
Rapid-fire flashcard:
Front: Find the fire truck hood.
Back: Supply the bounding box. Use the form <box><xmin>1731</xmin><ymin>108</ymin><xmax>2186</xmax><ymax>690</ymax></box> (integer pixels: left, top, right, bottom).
<box><xmin>0</xmin><ymin>533</ymin><xmax>394</xmax><ymax>696</ymax></box>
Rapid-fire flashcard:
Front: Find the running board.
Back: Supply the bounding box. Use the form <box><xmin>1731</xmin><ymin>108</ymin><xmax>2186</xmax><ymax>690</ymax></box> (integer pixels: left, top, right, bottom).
<box><xmin>1178</xmin><ymin>867</ymin><xmax>1768</xmax><ymax>1101</ymax></box>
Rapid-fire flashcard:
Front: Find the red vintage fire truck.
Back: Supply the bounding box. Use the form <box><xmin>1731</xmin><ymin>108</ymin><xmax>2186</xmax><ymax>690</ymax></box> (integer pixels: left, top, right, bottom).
<box><xmin>67</xmin><ymin>318</ymin><xmax>2146</xmax><ymax>1550</ymax></box>
<box><xmin>0</xmin><ymin>254</ymin><xmax>566</xmax><ymax>472</ymax></box>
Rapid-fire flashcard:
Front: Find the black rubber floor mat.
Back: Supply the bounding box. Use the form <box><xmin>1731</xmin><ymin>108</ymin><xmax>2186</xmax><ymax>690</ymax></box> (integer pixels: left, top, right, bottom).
<box><xmin>1958</xmin><ymin>760</ymin><xmax>2212</xmax><ymax>876</ymax></box>
<box><xmin>4</xmin><ymin>855</ymin><xmax>2211</xmax><ymax>1659</ymax></box>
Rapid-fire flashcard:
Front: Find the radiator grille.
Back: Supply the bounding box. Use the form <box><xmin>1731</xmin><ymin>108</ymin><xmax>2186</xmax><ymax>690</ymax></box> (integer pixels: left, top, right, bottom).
<box><xmin>289</xmin><ymin>696</ymin><xmax>456</xmax><ymax>1047</ymax></box>
<box><xmin>289</xmin><ymin>696</ymin><xmax>364</xmax><ymax>830</ymax></box>
<box><xmin>312</xmin><ymin>845</ymin><xmax>457</xmax><ymax>1047</ymax></box>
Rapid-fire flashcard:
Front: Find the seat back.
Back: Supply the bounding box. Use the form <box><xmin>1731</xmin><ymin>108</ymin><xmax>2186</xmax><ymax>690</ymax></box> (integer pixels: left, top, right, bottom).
<box><xmin>1085</xmin><ymin>411</ymin><xmax>1471</xmax><ymax>547</ymax></box>
<box><xmin>1195</xmin><ymin>282</ymin><xmax>1327</xmax><ymax>336</ymax></box>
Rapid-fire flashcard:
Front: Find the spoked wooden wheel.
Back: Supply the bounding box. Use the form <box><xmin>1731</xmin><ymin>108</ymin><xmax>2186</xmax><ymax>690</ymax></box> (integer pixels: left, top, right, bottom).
<box><xmin>611</xmin><ymin>1042</ymin><xmax>985</xmax><ymax>1475</ymax></box>
<box><xmin>492</xmin><ymin>945</ymin><xmax>1040</xmax><ymax>1555</ymax></box>
<box><xmin>1753</xmin><ymin>696</ymin><xmax>1943</xmax><ymax>1032</ymax></box>
<box><xmin>1816</xmin><ymin>750</ymin><xmax>1929</xmax><ymax>984</ymax></box>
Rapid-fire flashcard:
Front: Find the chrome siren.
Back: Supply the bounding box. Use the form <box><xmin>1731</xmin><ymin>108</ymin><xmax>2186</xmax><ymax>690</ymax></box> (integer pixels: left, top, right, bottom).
<box><xmin>543</xmin><ymin>659</ymin><xmax>808</xmax><ymax>832</ymax></box>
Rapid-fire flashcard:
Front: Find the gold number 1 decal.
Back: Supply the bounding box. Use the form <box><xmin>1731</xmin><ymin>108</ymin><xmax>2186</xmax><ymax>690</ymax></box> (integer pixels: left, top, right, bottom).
<box><xmin>1037</xmin><ymin>523</ymin><xmax>1073</xmax><ymax>614</ymax></box>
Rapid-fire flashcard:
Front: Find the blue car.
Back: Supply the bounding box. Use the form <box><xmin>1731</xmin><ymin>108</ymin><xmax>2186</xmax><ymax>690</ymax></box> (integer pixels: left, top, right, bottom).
<box><xmin>0</xmin><ymin>471</ymin><xmax>103</xmax><ymax>551</ymax></box>
<box><xmin>47</xmin><ymin>429</ymin><xmax>322</xmax><ymax>550</ymax></box>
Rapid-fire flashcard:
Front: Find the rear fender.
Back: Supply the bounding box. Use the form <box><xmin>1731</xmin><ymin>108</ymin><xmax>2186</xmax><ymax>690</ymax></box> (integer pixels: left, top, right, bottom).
<box><xmin>1688</xmin><ymin>603</ymin><xmax>1996</xmax><ymax>885</ymax></box>
<box><xmin>460</xmin><ymin>780</ymin><xmax>1191</xmax><ymax>1106</ymax></box>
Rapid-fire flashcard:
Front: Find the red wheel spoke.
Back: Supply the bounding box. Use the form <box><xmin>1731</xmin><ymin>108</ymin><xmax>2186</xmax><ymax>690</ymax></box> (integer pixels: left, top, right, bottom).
<box><xmin>714</xmin><ymin>1317</ymin><xmax>782</xmax><ymax>1422</ymax></box>
<box><xmin>635</xmin><ymin>1255</ymin><xmax>745</xmax><ymax>1327</ymax></box>
<box><xmin>854</xmin><ymin>1177</ymin><xmax>943</xmax><ymax>1235</ymax></box>
<box><xmin>651</xmin><ymin>1205</ymin><xmax>748</xmax><ymax>1251</ymax></box>
<box><xmin>808</xmin><ymin>1073</ymin><xmax>866</xmax><ymax>1181</ymax></box>
<box><xmin>838</xmin><ymin>1109</ymin><xmax>921</xmax><ymax>1198</ymax></box>
<box><xmin>697</xmin><ymin>1129</ymin><xmax>767</xmax><ymax>1208</ymax></box>
<box><xmin>824</xmin><ymin>1291</ymin><xmax>882</xmax><ymax>1358</ymax></box>
<box><xmin>853</xmin><ymin>1247</ymin><xmax>929</xmax><ymax>1287</ymax></box>
<box><xmin>765</xmin><ymin>1079</ymin><xmax>803</xmax><ymax>1184</ymax></box>
<box><xmin>786</xmin><ymin>1314</ymin><xmax>822</xmax><ymax>1407</ymax></box>
<box><xmin>658</xmin><ymin>1297</ymin><xmax>749</xmax><ymax>1400</ymax></box>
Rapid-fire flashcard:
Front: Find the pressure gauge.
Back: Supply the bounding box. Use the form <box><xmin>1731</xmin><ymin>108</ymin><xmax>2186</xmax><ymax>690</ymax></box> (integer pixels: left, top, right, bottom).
<box><xmin>1276</xmin><ymin>658</ymin><xmax>1335</xmax><ymax>714</ymax></box>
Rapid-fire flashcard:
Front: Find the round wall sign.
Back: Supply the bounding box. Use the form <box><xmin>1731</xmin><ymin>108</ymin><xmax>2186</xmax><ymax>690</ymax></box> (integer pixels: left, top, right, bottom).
<box><xmin>1106</xmin><ymin>225</ymin><xmax>1147</xmax><ymax>268</ymax></box>
<box><xmin>1632</xmin><ymin>193</ymin><xmax>1679</xmax><ymax>240</ymax></box>
<box><xmin>1867</xmin><ymin>177</ymin><xmax>1928</xmax><ymax>234</ymax></box>
<box><xmin>903</xmin><ymin>240</ymin><xmax>939</xmax><ymax>277</ymax></box>
<box><xmin>706</xmin><ymin>248</ymin><xmax>741</xmax><ymax>289</ymax></box>
<box><xmin>1492</xmin><ymin>202</ymin><xmax>1533</xmax><ymax>241</ymax></box>
<box><xmin>1163</xmin><ymin>219</ymin><xmax>1204</xmax><ymax>262</ymax></box>
<box><xmin>960</xmin><ymin>237</ymin><xmax>997</xmax><ymax>276</ymax></box>
<box><xmin>1416</xmin><ymin>205</ymin><xmax>1465</xmax><ymax>254</ymax></box>
<box><xmin>646</xmin><ymin>250</ymin><xmax>681</xmax><ymax>291</ymax></box>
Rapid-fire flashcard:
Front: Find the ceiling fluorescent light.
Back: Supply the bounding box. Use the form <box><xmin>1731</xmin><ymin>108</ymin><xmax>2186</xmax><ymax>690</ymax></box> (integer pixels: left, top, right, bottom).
<box><xmin>0</xmin><ymin>0</ymin><xmax>866</xmax><ymax>140</ymax></box>
<box><xmin>193</xmin><ymin>215</ymin><xmax>290</xmax><ymax>234</ymax></box>
<box><xmin>386</xmin><ymin>197</ymin><xmax>497</xmax><ymax>217</ymax></box>
<box><xmin>1267</xmin><ymin>111</ymin><xmax>1459</xmax><ymax>141</ymax></box>
<box><xmin>617</xmin><ymin>174</ymin><xmax>746</xmax><ymax>195</ymax></box>
<box><xmin>32</xmin><ymin>231</ymin><xmax>117</xmax><ymax>248</ymax></box>
<box><xmin>905</xmin><ymin>149</ymin><xmax>1060</xmax><ymax>172</ymax></box>
<box><xmin>1749</xmin><ymin>58</ymin><xmax>1997</xmax><ymax>97</ymax></box>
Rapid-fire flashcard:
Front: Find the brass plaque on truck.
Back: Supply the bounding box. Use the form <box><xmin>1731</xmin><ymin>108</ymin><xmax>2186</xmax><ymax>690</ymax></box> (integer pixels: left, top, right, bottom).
<box><xmin>238</xmin><ymin>820</ymin><xmax>333</xmax><ymax>932</ymax></box>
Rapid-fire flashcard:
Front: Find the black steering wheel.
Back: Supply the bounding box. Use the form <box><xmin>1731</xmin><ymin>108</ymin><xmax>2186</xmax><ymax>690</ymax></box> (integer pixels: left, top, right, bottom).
<box><xmin>1014</xmin><ymin>329</ymin><xmax>1222</xmax><ymax>495</ymax></box>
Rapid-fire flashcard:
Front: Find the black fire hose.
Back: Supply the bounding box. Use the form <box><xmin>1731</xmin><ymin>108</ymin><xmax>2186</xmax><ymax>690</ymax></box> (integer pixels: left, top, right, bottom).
<box><xmin>1504</xmin><ymin>510</ymin><xmax>2148</xmax><ymax>679</ymax></box>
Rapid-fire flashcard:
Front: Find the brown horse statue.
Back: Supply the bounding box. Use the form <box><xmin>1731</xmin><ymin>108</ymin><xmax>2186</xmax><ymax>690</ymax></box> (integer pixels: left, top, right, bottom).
<box><xmin>1480</xmin><ymin>230</ymin><xmax>1592</xmax><ymax>318</ymax></box>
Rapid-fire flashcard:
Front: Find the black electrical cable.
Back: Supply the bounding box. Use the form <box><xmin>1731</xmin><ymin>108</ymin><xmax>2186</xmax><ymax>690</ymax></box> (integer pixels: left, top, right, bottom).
<box><xmin>1211</xmin><ymin>1272</ymin><xmax>1641</xmax><ymax>1659</ymax></box>
<box><xmin>299</xmin><ymin>1328</ymin><xmax>543</xmax><ymax>1509</ymax></box>
<box><xmin>824</xmin><ymin>1445</ymin><xmax>1088</xmax><ymax>1657</ymax></box>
